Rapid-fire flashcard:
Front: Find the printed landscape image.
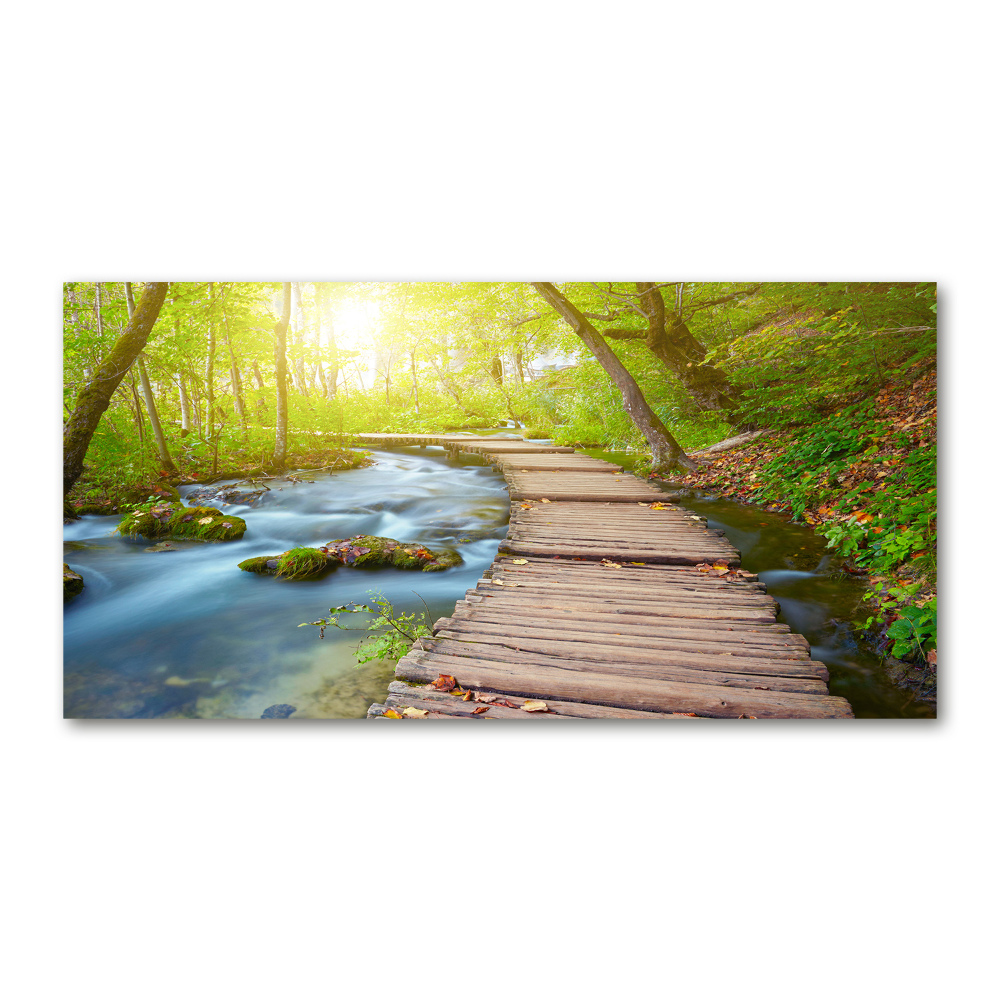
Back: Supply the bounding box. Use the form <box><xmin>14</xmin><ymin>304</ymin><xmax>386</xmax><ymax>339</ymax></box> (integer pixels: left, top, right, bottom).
<box><xmin>63</xmin><ymin>282</ymin><xmax>937</xmax><ymax>720</ymax></box>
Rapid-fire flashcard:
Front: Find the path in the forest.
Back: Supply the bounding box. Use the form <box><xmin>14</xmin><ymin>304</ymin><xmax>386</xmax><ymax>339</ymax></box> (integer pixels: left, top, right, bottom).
<box><xmin>354</xmin><ymin>434</ymin><xmax>854</xmax><ymax>720</ymax></box>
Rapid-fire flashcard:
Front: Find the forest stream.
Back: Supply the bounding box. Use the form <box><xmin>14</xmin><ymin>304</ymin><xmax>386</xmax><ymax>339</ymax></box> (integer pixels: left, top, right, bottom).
<box><xmin>63</xmin><ymin>446</ymin><xmax>510</xmax><ymax>719</ymax></box>
<box><xmin>64</xmin><ymin>441</ymin><xmax>932</xmax><ymax>720</ymax></box>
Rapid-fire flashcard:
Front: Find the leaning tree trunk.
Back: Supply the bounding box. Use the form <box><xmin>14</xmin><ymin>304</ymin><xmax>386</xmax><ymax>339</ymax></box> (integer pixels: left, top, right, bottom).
<box><xmin>272</xmin><ymin>282</ymin><xmax>292</xmax><ymax>470</ymax></box>
<box><xmin>64</xmin><ymin>282</ymin><xmax>169</xmax><ymax>495</ymax></box>
<box><xmin>532</xmin><ymin>282</ymin><xmax>695</xmax><ymax>473</ymax></box>
<box><xmin>126</xmin><ymin>282</ymin><xmax>177</xmax><ymax>473</ymax></box>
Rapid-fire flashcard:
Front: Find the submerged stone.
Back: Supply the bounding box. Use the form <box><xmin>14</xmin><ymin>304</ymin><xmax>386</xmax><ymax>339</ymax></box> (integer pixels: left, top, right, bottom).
<box><xmin>260</xmin><ymin>703</ymin><xmax>297</xmax><ymax>719</ymax></box>
<box><xmin>63</xmin><ymin>563</ymin><xmax>84</xmax><ymax>602</ymax></box>
<box><xmin>186</xmin><ymin>484</ymin><xmax>268</xmax><ymax>507</ymax></box>
<box><xmin>118</xmin><ymin>503</ymin><xmax>247</xmax><ymax>542</ymax></box>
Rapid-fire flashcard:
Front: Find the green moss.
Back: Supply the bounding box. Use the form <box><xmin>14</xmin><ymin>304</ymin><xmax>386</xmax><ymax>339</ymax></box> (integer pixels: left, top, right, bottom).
<box><xmin>237</xmin><ymin>555</ymin><xmax>279</xmax><ymax>575</ymax></box>
<box><xmin>276</xmin><ymin>547</ymin><xmax>331</xmax><ymax>580</ymax></box>
<box><xmin>118</xmin><ymin>503</ymin><xmax>246</xmax><ymax>542</ymax></box>
<box><xmin>238</xmin><ymin>547</ymin><xmax>332</xmax><ymax>580</ymax></box>
<box><xmin>64</xmin><ymin>563</ymin><xmax>84</xmax><ymax>602</ymax></box>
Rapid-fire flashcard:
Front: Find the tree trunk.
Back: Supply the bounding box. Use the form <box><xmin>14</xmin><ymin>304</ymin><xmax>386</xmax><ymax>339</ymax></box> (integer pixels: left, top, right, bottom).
<box><xmin>221</xmin><ymin>306</ymin><xmax>246</xmax><ymax>427</ymax></box>
<box><xmin>532</xmin><ymin>282</ymin><xmax>695</xmax><ymax>473</ymax></box>
<box><xmin>410</xmin><ymin>348</ymin><xmax>420</xmax><ymax>414</ymax></box>
<box><xmin>205</xmin><ymin>282</ymin><xmax>216</xmax><ymax>441</ymax></box>
<box><xmin>63</xmin><ymin>282</ymin><xmax>169</xmax><ymax>495</ymax></box>
<box><xmin>326</xmin><ymin>322</ymin><xmax>340</xmax><ymax>397</ymax></box>
<box><xmin>126</xmin><ymin>280</ymin><xmax>177</xmax><ymax>472</ymax></box>
<box><xmin>178</xmin><ymin>376</ymin><xmax>192</xmax><ymax>436</ymax></box>
<box><xmin>636</xmin><ymin>282</ymin><xmax>742</xmax><ymax>417</ymax></box>
<box><xmin>490</xmin><ymin>355</ymin><xmax>503</xmax><ymax>384</ymax></box>
<box><xmin>272</xmin><ymin>282</ymin><xmax>292</xmax><ymax>469</ymax></box>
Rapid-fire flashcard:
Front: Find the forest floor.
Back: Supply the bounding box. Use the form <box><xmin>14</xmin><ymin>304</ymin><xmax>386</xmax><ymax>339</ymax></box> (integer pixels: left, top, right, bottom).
<box><xmin>649</xmin><ymin>369</ymin><xmax>938</xmax><ymax>699</ymax></box>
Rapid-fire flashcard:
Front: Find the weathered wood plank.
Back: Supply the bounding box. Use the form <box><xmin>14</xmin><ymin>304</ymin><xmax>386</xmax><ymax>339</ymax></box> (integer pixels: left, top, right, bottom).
<box><xmin>449</xmin><ymin>604</ymin><xmax>807</xmax><ymax>647</ymax></box>
<box><xmin>395</xmin><ymin>650</ymin><xmax>853</xmax><ymax>719</ymax></box>
<box><xmin>384</xmin><ymin>680</ymin><xmax>700</xmax><ymax>719</ymax></box>
<box><xmin>440</xmin><ymin>611</ymin><xmax>812</xmax><ymax>657</ymax></box>
<box><xmin>420</xmin><ymin>633</ymin><xmax>826</xmax><ymax>684</ymax></box>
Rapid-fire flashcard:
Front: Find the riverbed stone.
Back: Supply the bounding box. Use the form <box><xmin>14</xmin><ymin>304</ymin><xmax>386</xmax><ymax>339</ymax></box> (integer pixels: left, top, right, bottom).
<box><xmin>63</xmin><ymin>563</ymin><xmax>84</xmax><ymax>602</ymax></box>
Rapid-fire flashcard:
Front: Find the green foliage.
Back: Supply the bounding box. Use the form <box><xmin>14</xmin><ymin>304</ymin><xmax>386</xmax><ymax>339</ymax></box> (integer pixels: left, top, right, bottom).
<box><xmin>859</xmin><ymin>584</ymin><xmax>937</xmax><ymax>662</ymax></box>
<box><xmin>300</xmin><ymin>590</ymin><xmax>433</xmax><ymax>665</ymax></box>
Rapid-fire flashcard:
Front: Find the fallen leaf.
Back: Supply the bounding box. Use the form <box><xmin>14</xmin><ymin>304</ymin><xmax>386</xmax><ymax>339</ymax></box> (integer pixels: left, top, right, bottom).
<box><xmin>197</xmin><ymin>517</ymin><xmax>213</xmax><ymax>525</ymax></box>
<box><xmin>431</xmin><ymin>675</ymin><xmax>457</xmax><ymax>692</ymax></box>
<box><xmin>712</xmin><ymin>562</ymin><xmax>729</xmax><ymax>571</ymax></box>
<box><xmin>402</xmin><ymin>707</ymin><xmax>429</xmax><ymax>718</ymax></box>
<box><xmin>521</xmin><ymin>700</ymin><xmax>548</xmax><ymax>712</ymax></box>
<box><xmin>511</xmin><ymin>558</ymin><xmax>528</xmax><ymax>564</ymax></box>
<box><xmin>637</xmin><ymin>502</ymin><xmax>649</xmax><ymax>506</ymax></box>
<box><xmin>601</xmin><ymin>560</ymin><xmax>622</xmax><ymax>569</ymax></box>
<box><xmin>540</xmin><ymin>498</ymin><xmax>551</xmax><ymax>503</ymax></box>
<box><xmin>927</xmin><ymin>650</ymin><xmax>937</xmax><ymax>666</ymax></box>
<box><xmin>383</xmin><ymin>709</ymin><xmax>402</xmax><ymax>719</ymax></box>
<box><xmin>462</xmin><ymin>690</ymin><xmax>473</xmax><ymax>701</ymax></box>
<box><xmin>473</xmin><ymin>706</ymin><xmax>490</xmax><ymax>714</ymax></box>
<box><xmin>474</xmin><ymin>693</ymin><xmax>498</xmax><ymax>703</ymax></box>
<box><xmin>630</xmin><ymin>561</ymin><xmax>645</xmax><ymax>566</ymax></box>
<box><xmin>649</xmin><ymin>502</ymin><xmax>668</xmax><ymax>510</ymax></box>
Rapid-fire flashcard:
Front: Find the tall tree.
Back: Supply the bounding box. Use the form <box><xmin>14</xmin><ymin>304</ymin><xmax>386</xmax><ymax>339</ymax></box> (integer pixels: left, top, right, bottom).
<box><xmin>126</xmin><ymin>282</ymin><xmax>177</xmax><ymax>473</ymax></box>
<box><xmin>271</xmin><ymin>282</ymin><xmax>292</xmax><ymax>469</ymax></box>
<box><xmin>531</xmin><ymin>282</ymin><xmax>695</xmax><ymax>472</ymax></box>
<box><xmin>64</xmin><ymin>282</ymin><xmax>169</xmax><ymax>495</ymax></box>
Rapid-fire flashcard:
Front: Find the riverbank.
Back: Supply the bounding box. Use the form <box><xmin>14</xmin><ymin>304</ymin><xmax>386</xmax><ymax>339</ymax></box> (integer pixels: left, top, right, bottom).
<box><xmin>646</xmin><ymin>371</ymin><xmax>937</xmax><ymax>702</ymax></box>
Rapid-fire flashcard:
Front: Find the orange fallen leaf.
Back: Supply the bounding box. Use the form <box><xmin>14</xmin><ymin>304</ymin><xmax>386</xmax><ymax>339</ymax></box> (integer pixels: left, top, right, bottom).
<box><xmin>431</xmin><ymin>675</ymin><xmax>457</xmax><ymax>692</ymax></box>
<box><xmin>712</xmin><ymin>562</ymin><xmax>729</xmax><ymax>571</ymax></box>
<box><xmin>383</xmin><ymin>709</ymin><xmax>402</xmax><ymax>719</ymax></box>
<box><xmin>462</xmin><ymin>690</ymin><xmax>473</xmax><ymax>702</ymax></box>
<box><xmin>472</xmin><ymin>706</ymin><xmax>490</xmax><ymax>714</ymax></box>
<box><xmin>521</xmin><ymin>700</ymin><xmax>548</xmax><ymax>712</ymax></box>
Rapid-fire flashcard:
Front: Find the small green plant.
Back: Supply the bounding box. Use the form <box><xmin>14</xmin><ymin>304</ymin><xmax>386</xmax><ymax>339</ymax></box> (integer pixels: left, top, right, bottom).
<box><xmin>300</xmin><ymin>589</ymin><xmax>433</xmax><ymax>666</ymax></box>
<box><xmin>858</xmin><ymin>583</ymin><xmax>937</xmax><ymax>662</ymax></box>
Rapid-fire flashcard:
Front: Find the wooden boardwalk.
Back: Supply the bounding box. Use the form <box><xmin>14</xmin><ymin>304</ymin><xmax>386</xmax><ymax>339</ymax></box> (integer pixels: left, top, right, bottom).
<box><xmin>361</xmin><ymin>435</ymin><xmax>854</xmax><ymax>720</ymax></box>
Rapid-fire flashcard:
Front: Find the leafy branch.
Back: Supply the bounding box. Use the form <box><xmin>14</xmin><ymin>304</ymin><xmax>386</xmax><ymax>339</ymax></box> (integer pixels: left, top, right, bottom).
<box><xmin>299</xmin><ymin>589</ymin><xmax>433</xmax><ymax>666</ymax></box>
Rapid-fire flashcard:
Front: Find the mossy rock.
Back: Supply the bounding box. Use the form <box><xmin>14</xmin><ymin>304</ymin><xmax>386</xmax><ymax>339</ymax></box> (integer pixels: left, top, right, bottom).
<box><xmin>323</xmin><ymin>535</ymin><xmax>461</xmax><ymax>571</ymax></box>
<box><xmin>118</xmin><ymin>503</ymin><xmax>246</xmax><ymax>542</ymax></box>
<box><xmin>238</xmin><ymin>547</ymin><xmax>332</xmax><ymax>581</ymax></box>
<box><xmin>238</xmin><ymin>536</ymin><xmax>461</xmax><ymax>580</ymax></box>
<box><xmin>64</xmin><ymin>563</ymin><xmax>84</xmax><ymax>602</ymax></box>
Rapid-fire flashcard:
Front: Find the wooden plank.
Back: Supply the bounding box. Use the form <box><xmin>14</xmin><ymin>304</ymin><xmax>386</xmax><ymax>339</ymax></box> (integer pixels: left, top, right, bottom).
<box><xmin>421</xmin><ymin>633</ymin><xmax>826</xmax><ymax>683</ymax></box>
<box><xmin>449</xmin><ymin>604</ymin><xmax>806</xmax><ymax>646</ymax></box>
<box><xmin>498</xmin><ymin>541</ymin><xmax>739</xmax><ymax>566</ymax></box>
<box><xmin>409</xmin><ymin>644</ymin><xmax>828</xmax><ymax>695</ymax></box>
<box><xmin>440</xmin><ymin>610</ymin><xmax>812</xmax><ymax>656</ymax></box>
<box><xmin>384</xmin><ymin>681</ymin><xmax>699</xmax><ymax>719</ymax></box>
<box><xmin>395</xmin><ymin>650</ymin><xmax>853</xmax><ymax>719</ymax></box>
<box><xmin>479</xmin><ymin>578</ymin><xmax>774</xmax><ymax>609</ymax></box>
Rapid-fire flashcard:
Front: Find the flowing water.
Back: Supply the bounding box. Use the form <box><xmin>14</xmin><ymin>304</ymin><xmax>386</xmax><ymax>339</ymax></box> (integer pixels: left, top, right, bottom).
<box><xmin>63</xmin><ymin>447</ymin><xmax>510</xmax><ymax>719</ymax></box>
<box><xmin>63</xmin><ymin>438</ymin><xmax>933</xmax><ymax>720</ymax></box>
<box><xmin>583</xmin><ymin>449</ymin><xmax>935</xmax><ymax>719</ymax></box>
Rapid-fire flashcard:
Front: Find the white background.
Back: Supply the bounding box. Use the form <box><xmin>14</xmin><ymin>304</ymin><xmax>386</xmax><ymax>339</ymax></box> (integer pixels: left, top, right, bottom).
<box><xmin>3</xmin><ymin>3</ymin><xmax>993</xmax><ymax>998</ymax></box>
